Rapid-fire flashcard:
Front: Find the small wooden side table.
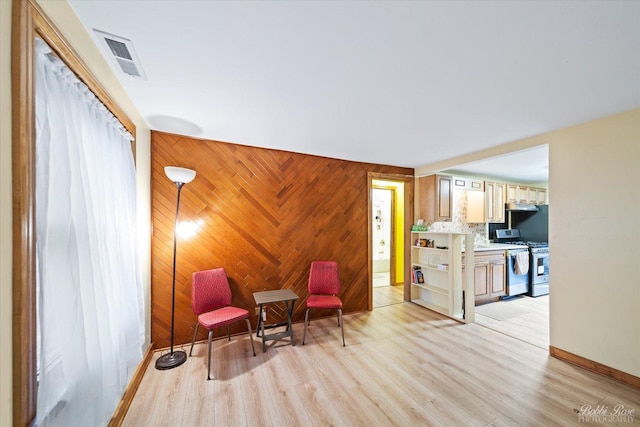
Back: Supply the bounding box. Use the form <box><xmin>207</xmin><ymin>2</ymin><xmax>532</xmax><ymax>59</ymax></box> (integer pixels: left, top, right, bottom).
<box><xmin>253</xmin><ymin>289</ymin><xmax>299</xmax><ymax>353</ymax></box>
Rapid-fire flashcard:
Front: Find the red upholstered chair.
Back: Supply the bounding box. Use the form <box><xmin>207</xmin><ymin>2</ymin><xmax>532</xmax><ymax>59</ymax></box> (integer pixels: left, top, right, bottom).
<box><xmin>189</xmin><ymin>268</ymin><xmax>256</xmax><ymax>380</ymax></box>
<box><xmin>302</xmin><ymin>261</ymin><xmax>346</xmax><ymax>346</ymax></box>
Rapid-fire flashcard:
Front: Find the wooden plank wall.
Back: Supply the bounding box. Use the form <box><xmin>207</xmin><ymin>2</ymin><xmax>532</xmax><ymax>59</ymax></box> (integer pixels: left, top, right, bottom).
<box><xmin>151</xmin><ymin>131</ymin><xmax>414</xmax><ymax>348</ymax></box>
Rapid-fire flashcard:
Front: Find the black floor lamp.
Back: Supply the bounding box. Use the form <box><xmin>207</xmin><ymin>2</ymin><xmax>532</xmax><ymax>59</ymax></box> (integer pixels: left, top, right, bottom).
<box><xmin>156</xmin><ymin>166</ymin><xmax>197</xmax><ymax>370</ymax></box>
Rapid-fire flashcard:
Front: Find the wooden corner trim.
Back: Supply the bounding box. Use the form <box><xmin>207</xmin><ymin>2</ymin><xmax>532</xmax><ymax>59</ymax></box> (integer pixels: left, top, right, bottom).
<box><xmin>108</xmin><ymin>343</ymin><xmax>155</xmax><ymax>427</ymax></box>
<box><xmin>549</xmin><ymin>345</ymin><xmax>640</xmax><ymax>390</ymax></box>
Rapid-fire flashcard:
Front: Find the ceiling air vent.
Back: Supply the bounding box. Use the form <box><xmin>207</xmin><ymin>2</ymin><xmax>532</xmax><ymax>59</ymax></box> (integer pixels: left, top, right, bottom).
<box><xmin>93</xmin><ymin>29</ymin><xmax>147</xmax><ymax>79</ymax></box>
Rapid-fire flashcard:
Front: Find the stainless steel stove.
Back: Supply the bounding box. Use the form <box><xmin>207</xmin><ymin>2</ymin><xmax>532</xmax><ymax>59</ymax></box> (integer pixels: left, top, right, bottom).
<box><xmin>495</xmin><ymin>229</ymin><xmax>549</xmax><ymax>297</ymax></box>
<box><xmin>529</xmin><ymin>245</ymin><xmax>549</xmax><ymax>296</ymax></box>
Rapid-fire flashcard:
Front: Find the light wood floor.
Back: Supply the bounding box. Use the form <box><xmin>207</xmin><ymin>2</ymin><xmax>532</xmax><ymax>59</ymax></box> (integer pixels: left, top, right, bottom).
<box><xmin>373</xmin><ymin>284</ymin><xmax>404</xmax><ymax>308</ymax></box>
<box><xmin>475</xmin><ymin>295</ymin><xmax>550</xmax><ymax>350</ymax></box>
<box><xmin>124</xmin><ymin>302</ymin><xmax>639</xmax><ymax>426</ymax></box>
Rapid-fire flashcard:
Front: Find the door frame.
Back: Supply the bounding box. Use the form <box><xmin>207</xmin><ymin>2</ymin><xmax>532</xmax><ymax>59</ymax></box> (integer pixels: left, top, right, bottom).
<box><xmin>371</xmin><ymin>185</ymin><xmax>396</xmax><ymax>287</ymax></box>
<box><xmin>367</xmin><ymin>172</ymin><xmax>414</xmax><ymax>311</ymax></box>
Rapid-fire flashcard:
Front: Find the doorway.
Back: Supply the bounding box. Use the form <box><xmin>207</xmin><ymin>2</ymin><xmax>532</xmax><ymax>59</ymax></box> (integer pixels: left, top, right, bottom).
<box><xmin>371</xmin><ymin>179</ymin><xmax>406</xmax><ymax>308</ymax></box>
<box><xmin>372</xmin><ymin>187</ymin><xmax>394</xmax><ymax>288</ymax></box>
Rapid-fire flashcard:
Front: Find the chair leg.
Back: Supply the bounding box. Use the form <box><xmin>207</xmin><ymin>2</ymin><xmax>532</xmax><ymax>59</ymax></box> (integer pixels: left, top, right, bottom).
<box><xmin>207</xmin><ymin>329</ymin><xmax>214</xmax><ymax>380</ymax></box>
<box><xmin>338</xmin><ymin>309</ymin><xmax>345</xmax><ymax>346</ymax></box>
<box><xmin>227</xmin><ymin>325</ymin><xmax>231</xmax><ymax>341</ymax></box>
<box><xmin>302</xmin><ymin>308</ymin><xmax>310</xmax><ymax>345</ymax></box>
<box><xmin>189</xmin><ymin>323</ymin><xmax>199</xmax><ymax>356</ymax></box>
<box><xmin>245</xmin><ymin>319</ymin><xmax>256</xmax><ymax>356</ymax></box>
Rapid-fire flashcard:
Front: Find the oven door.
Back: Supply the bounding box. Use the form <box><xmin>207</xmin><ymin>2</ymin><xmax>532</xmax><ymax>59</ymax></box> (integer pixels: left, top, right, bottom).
<box><xmin>531</xmin><ymin>251</ymin><xmax>549</xmax><ymax>285</ymax></box>
<box><xmin>506</xmin><ymin>249</ymin><xmax>529</xmax><ymax>296</ymax></box>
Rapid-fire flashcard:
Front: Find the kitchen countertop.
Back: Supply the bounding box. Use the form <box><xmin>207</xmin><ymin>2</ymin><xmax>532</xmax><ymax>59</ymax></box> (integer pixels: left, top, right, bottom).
<box><xmin>463</xmin><ymin>243</ymin><xmax>529</xmax><ymax>252</ymax></box>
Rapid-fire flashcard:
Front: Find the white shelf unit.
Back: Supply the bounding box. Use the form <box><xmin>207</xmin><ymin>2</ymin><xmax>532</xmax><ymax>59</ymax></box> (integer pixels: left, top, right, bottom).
<box><xmin>410</xmin><ymin>231</ymin><xmax>475</xmax><ymax>323</ymax></box>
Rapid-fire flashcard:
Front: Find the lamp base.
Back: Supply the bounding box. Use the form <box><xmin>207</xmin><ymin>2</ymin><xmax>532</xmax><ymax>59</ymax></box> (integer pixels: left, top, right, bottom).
<box><xmin>155</xmin><ymin>350</ymin><xmax>187</xmax><ymax>370</ymax></box>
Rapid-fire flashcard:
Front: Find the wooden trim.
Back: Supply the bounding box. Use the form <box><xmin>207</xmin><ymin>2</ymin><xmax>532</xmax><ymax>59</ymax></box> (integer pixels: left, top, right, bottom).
<box><xmin>11</xmin><ymin>1</ymin><xmax>37</xmax><ymax>424</ymax></box>
<box><xmin>367</xmin><ymin>172</ymin><xmax>415</xmax><ymax>310</ymax></box>
<box><xmin>108</xmin><ymin>344</ymin><xmax>155</xmax><ymax>427</ymax></box>
<box><xmin>367</xmin><ymin>176</ymin><xmax>373</xmax><ymax>310</ymax></box>
<box><xmin>370</xmin><ymin>184</ymin><xmax>398</xmax><ymax>286</ymax></box>
<box><xmin>549</xmin><ymin>345</ymin><xmax>640</xmax><ymax>389</ymax></box>
<box><xmin>11</xmin><ymin>0</ymin><xmax>137</xmax><ymax>425</ymax></box>
<box><xmin>27</xmin><ymin>1</ymin><xmax>135</xmax><ymax>136</ymax></box>
<box><xmin>389</xmin><ymin>187</ymin><xmax>397</xmax><ymax>287</ymax></box>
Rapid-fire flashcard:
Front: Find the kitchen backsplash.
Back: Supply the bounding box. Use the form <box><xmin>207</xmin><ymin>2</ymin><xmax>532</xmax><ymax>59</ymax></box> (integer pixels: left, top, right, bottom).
<box><xmin>427</xmin><ymin>189</ymin><xmax>488</xmax><ymax>244</ymax></box>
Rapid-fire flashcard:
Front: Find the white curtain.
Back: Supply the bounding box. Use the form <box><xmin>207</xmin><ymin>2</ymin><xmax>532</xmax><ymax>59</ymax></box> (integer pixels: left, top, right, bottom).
<box><xmin>34</xmin><ymin>38</ymin><xmax>144</xmax><ymax>426</ymax></box>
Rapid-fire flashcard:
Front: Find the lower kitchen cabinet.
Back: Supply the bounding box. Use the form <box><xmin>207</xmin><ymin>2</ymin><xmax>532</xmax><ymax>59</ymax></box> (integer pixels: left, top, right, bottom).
<box><xmin>462</xmin><ymin>250</ymin><xmax>506</xmax><ymax>305</ymax></box>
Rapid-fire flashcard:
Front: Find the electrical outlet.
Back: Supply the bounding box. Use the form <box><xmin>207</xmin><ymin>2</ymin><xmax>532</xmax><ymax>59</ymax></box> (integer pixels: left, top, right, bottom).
<box><xmin>262</xmin><ymin>308</ymin><xmax>267</xmax><ymax>322</ymax></box>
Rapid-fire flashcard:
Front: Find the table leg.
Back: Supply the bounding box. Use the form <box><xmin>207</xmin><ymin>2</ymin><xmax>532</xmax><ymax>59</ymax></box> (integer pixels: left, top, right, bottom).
<box><xmin>260</xmin><ymin>304</ymin><xmax>266</xmax><ymax>353</ymax></box>
<box><xmin>287</xmin><ymin>299</ymin><xmax>296</xmax><ymax>346</ymax></box>
<box><xmin>257</xmin><ymin>305</ymin><xmax>263</xmax><ymax>338</ymax></box>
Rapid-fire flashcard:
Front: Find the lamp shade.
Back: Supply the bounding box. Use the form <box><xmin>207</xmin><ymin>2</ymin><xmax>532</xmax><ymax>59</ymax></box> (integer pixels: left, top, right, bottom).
<box><xmin>164</xmin><ymin>166</ymin><xmax>196</xmax><ymax>184</ymax></box>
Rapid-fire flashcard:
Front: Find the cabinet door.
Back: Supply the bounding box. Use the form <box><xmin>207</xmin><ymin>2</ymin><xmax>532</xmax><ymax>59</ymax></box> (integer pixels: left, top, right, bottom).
<box><xmin>416</xmin><ymin>175</ymin><xmax>452</xmax><ymax>222</ymax></box>
<box><xmin>528</xmin><ymin>187</ymin><xmax>539</xmax><ymax>204</ymax></box>
<box><xmin>494</xmin><ymin>183</ymin><xmax>506</xmax><ymax>223</ymax></box>
<box><xmin>473</xmin><ymin>263</ymin><xmax>489</xmax><ymax>298</ymax></box>
<box><xmin>416</xmin><ymin>175</ymin><xmax>436</xmax><ymax>222</ymax></box>
<box><xmin>506</xmin><ymin>184</ymin><xmax>518</xmax><ymax>203</ymax></box>
<box><xmin>436</xmin><ymin>175</ymin><xmax>452</xmax><ymax>221</ymax></box>
<box><xmin>517</xmin><ymin>186</ymin><xmax>529</xmax><ymax>203</ymax></box>
<box><xmin>485</xmin><ymin>182</ymin><xmax>495</xmax><ymax>222</ymax></box>
<box><xmin>487</xmin><ymin>181</ymin><xmax>506</xmax><ymax>223</ymax></box>
<box><xmin>537</xmin><ymin>188</ymin><xmax>547</xmax><ymax>204</ymax></box>
<box><xmin>466</xmin><ymin>191</ymin><xmax>485</xmax><ymax>223</ymax></box>
<box><xmin>489</xmin><ymin>260</ymin><xmax>506</xmax><ymax>297</ymax></box>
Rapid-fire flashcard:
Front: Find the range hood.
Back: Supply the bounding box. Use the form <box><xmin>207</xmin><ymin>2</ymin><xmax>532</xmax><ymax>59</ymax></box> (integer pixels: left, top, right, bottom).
<box><xmin>505</xmin><ymin>202</ymin><xmax>539</xmax><ymax>212</ymax></box>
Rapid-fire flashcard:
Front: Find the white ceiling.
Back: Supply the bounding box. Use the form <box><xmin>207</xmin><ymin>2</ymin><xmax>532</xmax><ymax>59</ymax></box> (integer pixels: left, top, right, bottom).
<box><xmin>68</xmin><ymin>1</ymin><xmax>640</xmax><ymax>181</ymax></box>
<box><xmin>441</xmin><ymin>144</ymin><xmax>548</xmax><ymax>184</ymax></box>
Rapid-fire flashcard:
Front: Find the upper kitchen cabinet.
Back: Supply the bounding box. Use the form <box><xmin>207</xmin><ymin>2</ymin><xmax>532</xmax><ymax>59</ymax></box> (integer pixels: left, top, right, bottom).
<box><xmin>507</xmin><ymin>184</ymin><xmax>525</xmax><ymax>203</ymax></box>
<box><xmin>507</xmin><ymin>184</ymin><xmax>547</xmax><ymax>205</ymax></box>
<box><xmin>459</xmin><ymin>177</ymin><xmax>485</xmax><ymax>223</ymax></box>
<box><xmin>485</xmin><ymin>181</ymin><xmax>506</xmax><ymax>223</ymax></box>
<box><xmin>452</xmin><ymin>176</ymin><xmax>484</xmax><ymax>191</ymax></box>
<box><xmin>416</xmin><ymin>174</ymin><xmax>452</xmax><ymax>222</ymax></box>
<box><xmin>466</xmin><ymin>191</ymin><xmax>485</xmax><ymax>223</ymax></box>
<box><xmin>531</xmin><ymin>187</ymin><xmax>547</xmax><ymax>204</ymax></box>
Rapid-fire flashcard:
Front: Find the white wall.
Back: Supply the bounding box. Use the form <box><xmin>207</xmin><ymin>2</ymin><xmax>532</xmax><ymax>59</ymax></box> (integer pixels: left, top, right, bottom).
<box><xmin>549</xmin><ymin>109</ymin><xmax>639</xmax><ymax>376</ymax></box>
<box><xmin>0</xmin><ymin>1</ymin><xmax>152</xmax><ymax>424</ymax></box>
<box><xmin>1</xmin><ymin>2</ymin><xmax>14</xmax><ymax>424</ymax></box>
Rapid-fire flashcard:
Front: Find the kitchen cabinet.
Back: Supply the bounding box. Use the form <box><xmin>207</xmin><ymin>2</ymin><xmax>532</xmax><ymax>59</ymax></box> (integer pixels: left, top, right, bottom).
<box><xmin>507</xmin><ymin>184</ymin><xmax>547</xmax><ymax>205</ymax></box>
<box><xmin>453</xmin><ymin>176</ymin><xmax>484</xmax><ymax>191</ymax></box>
<box><xmin>462</xmin><ymin>250</ymin><xmax>506</xmax><ymax>305</ymax></box>
<box><xmin>528</xmin><ymin>187</ymin><xmax>539</xmax><ymax>204</ymax></box>
<box><xmin>507</xmin><ymin>184</ymin><xmax>529</xmax><ymax>203</ymax></box>
<box><xmin>466</xmin><ymin>191</ymin><xmax>485</xmax><ymax>223</ymax></box>
<box><xmin>411</xmin><ymin>232</ymin><xmax>474</xmax><ymax>322</ymax></box>
<box><xmin>506</xmin><ymin>184</ymin><xmax>518</xmax><ymax>203</ymax></box>
<box><xmin>485</xmin><ymin>181</ymin><xmax>506</xmax><ymax>223</ymax></box>
<box><xmin>415</xmin><ymin>174</ymin><xmax>452</xmax><ymax>222</ymax></box>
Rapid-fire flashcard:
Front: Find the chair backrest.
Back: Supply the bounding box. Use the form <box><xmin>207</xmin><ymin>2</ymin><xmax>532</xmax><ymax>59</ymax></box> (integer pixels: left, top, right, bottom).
<box><xmin>191</xmin><ymin>268</ymin><xmax>232</xmax><ymax>315</ymax></box>
<box><xmin>308</xmin><ymin>261</ymin><xmax>340</xmax><ymax>295</ymax></box>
